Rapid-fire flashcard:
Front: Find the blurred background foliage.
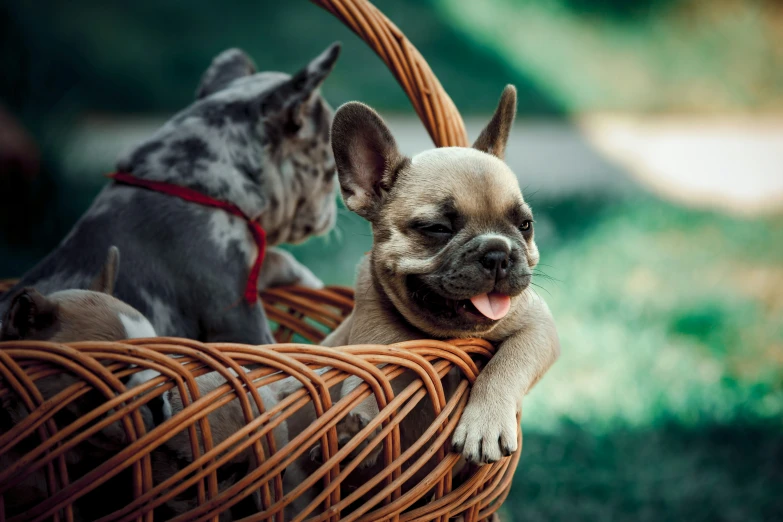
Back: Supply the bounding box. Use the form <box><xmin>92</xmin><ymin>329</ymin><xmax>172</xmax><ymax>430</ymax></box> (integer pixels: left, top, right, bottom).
<box><xmin>1</xmin><ymin>0</ymin><xmax>782</xmax><ymax>520</ymax></box>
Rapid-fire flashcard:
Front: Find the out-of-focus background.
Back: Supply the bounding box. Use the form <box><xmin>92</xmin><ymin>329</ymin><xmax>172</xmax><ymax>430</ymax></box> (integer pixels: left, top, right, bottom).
<box><xmin>1</xmin><ymin>0</ymin><xmax>782</xmax><ymax>519</ymax></box>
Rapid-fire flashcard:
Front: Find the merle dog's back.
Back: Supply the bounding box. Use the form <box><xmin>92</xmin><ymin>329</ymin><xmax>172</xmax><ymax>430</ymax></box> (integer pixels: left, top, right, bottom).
<box><xmin>1</xmin><ymin>185</ymin><xmax>268</xmax><ymax>342</ymax></box>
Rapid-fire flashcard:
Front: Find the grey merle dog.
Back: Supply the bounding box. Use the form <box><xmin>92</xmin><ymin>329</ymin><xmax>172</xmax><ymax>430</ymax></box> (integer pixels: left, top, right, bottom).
<box><xmin>0</xmin><ymin>43</ymin><xmax>341</xmax><ymax>345</ymax></box>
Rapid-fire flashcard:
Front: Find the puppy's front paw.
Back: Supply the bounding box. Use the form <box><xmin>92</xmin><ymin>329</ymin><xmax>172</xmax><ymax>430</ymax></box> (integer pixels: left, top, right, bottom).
<box><xmin>294</xmin><ymin>264</ymin><xmax>324</xmax><ymax>290</ymax></box>
<box><xmin>309</xmin><ymin>412</ymin><xmax>381</xmax><ymax>468</ymax></box>
<box><xmin>258</xmin><ymin>248</ymin><xmax>324</xmax><ymax>290</ymax></box>
<box><xmin>451</xmin><ymin>400</ymin><xmax>518</xmax><ymax>465</ymax></box>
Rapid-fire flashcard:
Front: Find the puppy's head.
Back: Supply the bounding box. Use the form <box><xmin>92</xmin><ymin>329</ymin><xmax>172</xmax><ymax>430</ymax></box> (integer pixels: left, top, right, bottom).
<box><xmin>117</xmin><ymin>43</ymin><xmax>342</xmax><ymax>245</ymax></box>
<box><xmin>333</xmin><ymin>86</ymin><xmax>538</xmax><ymax>337</ymax></box>
<box><xmin>0</xmin><ymin>246</ymin><xmax>156</xmax><ymax>343</ymax></box>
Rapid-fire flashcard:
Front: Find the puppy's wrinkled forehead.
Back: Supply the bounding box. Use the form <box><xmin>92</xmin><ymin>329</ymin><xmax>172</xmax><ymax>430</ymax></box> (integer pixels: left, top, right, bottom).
<box><xmin>393</xmin><ymin>148</ymin><xmax>524</xmax><ymax>222</ymax></box>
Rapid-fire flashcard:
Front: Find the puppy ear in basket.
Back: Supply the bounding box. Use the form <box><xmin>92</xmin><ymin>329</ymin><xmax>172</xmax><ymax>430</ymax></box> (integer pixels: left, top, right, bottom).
<box><xmin>0</xmin><ymin>288</ymin><xmax>56</xmax><ymax>341</ymax></box>
<box><xmin>88</xmin><ymin>245</ymin><xmax>120</xmax><ymax>295</ymax></box>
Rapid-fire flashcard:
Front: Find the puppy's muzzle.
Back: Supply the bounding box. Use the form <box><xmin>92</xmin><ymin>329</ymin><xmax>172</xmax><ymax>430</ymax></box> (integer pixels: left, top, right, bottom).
<box><xmin>477</xmin><ymin>238</ymin><xmax>512</xmax><ymax>282</ymax></box>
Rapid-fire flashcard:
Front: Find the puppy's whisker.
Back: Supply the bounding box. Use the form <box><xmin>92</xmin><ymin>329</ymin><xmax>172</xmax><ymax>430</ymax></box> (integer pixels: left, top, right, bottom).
<box><xmin>362</xmin><ymin>282</ymin><xmax>374</xmax><ymax>301</ymax></box>
<box><xmin>324</xmin><ymin>224</ymin><xmax>344</xmax><ymax>245</ymax></box>
<box><xmin>418</xmin><ymin>289</ymin><xmax>435</xmax><ymax>302</ymax></box>
<box><xmin>521</xmin><ymin>186</ymin><xmax>540</xmax><ymax>201</ymax></box>
<box><xmin>532</xmin><ymin>273</ymin><xmax>560</xmax><ymax>285</ymax></box>
<box><xmin>529</xmin><ymin>281</ymin><xmax>552</xmax><ymax>297</ymax></box>
<box><xmin>532</xmin><ymin>268</ymin><xmax>561</xmax><ymax>283</ymax></box>
<box><xmin>531</xmin><ymin>271</ymin><xmax>558</xmax><ymax>283</ymax></box>
<box><xmin>333</xmin><ymin>226</ymin><xmax>344</xmax><ymax>243</ymax></box>
<box><xmin>407</xmin><ymin>280</ymin><xmax>435</xmax><ymax>303</ymax></box>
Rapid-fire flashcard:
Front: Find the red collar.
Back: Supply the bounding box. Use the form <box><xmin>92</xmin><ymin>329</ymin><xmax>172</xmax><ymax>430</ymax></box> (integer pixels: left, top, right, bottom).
<box><xmin>107</xmin><ymin>172</ymin><xmax>265</xmax><ymax>304</ymax></box>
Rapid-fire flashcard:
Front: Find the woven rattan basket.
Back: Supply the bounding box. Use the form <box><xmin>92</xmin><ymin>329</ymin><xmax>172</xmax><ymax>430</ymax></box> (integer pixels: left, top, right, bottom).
<box><xmin>0</xmin><ymin>1</ymin><xmax>520</xmax><ymax>520</ymax></box>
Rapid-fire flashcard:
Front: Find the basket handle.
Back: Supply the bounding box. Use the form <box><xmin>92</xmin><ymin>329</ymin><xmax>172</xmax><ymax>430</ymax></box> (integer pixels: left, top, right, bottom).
<box><xmin>311</xmin><ymin>0</ymin><xmax>469</xmax><ymax>148</ymax></box>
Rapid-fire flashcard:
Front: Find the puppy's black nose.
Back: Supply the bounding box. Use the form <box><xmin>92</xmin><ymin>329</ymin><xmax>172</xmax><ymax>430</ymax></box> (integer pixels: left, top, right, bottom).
<box><xmin>480</xmin><ymin>249</ymin><xmax>510</xmax><ymax>280</ymax></box>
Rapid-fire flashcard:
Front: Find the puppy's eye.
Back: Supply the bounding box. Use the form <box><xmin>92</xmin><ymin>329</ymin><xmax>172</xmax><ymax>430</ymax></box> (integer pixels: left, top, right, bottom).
<box><xmin>520</xmin><ymin>220</ymin><xmax>533</xmax><ymax>232</ymax></box>
<box><xmin>416</xmin><ymin>223</ymin><xmax>453</xmax><ymax>236</ymax></box>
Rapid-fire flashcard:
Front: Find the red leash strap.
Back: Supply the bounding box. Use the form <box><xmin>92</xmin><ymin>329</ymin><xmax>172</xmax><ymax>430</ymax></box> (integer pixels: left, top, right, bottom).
<box><xmin>107</xmin><ymin>172</ymin><xmax>266</xmax><ymax>304</ymax></box>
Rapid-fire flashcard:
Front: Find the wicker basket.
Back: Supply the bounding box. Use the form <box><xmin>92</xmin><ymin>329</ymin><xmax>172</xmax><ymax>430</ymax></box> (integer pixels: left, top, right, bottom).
<box><xmin>0</xmin><ymin>1</ymin><xmax>520</xmax><ymax>520</ymax></box>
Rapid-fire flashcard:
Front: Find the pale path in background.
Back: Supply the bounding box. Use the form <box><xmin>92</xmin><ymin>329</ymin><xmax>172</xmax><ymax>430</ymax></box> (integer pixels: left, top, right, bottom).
<box><xmin>64</xmin><ymin>114</ymin><xmax>783</xmax><ymax>216</ymax></box>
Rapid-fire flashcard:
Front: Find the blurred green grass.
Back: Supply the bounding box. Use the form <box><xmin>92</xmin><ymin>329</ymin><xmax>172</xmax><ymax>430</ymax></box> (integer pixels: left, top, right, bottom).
<box><xmin>287</xmin><ymin>193</ymin><xmax>783</xmax><ymax>520</ymax></box>
<box><xmin>501</xmin><ymin>196</ymin><xmax>783</xmax><ymax>520</ymax></box>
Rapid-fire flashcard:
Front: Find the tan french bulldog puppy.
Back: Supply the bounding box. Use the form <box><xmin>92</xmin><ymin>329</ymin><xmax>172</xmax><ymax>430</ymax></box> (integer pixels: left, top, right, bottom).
<box><xmin>321</xmin><ymin>86</ymin><xmax>560</xmax><ymax>479</ymax></box>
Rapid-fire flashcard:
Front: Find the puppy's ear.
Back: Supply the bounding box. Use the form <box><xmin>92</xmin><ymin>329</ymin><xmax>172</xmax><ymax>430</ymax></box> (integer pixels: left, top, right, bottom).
<box><xmin>0</xmin><ymin>289</ymin><xmax>57</xmax><ymax>341</ymax></box>
<box><xmin>196</xmin><ymin>48</ymin><xmax>258</xmax><ymax>99</ymax></box>
<box><xmin>264</xmin><ymin>42</ymin><xmax>341</xmax><ymax>134</ymax></box>
<box><xmin>89</xmin><ymin>246</ymin><xmax>120</xmax><ymax>295</ymax></box>
<box><xmin>331</xmin><ymin>102</ymin><xmax>408</xmax><ymax>221</ymax></box>
<box><xmin>473</xmin><ymin>85</ymin><xmax>517</xmax><ymax>160</ymax></box>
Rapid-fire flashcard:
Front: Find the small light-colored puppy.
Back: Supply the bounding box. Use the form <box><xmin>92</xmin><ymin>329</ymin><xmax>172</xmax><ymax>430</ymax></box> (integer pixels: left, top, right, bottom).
<box><xmin>0</xmin><ymin>247</ymin><xmax>286</xmax><ymax>520</ymax></box>
<box><xmin>318</xmin><ymin>86</ymin><xmax>560</xmax><ymax>485</ymax></box>
<box><xmin>0</xmin><ymin>246</ymin><xmax>161</xmax><ymax>519</ymax></box>
<box><xmin>0</xmin><ymin>246</ymin><xmax>155</xmax><ymax>342</ymax></box>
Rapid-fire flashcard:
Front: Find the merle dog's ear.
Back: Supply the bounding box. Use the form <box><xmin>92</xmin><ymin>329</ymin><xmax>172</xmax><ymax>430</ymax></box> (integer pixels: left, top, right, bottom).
<box><xmin>266</xmin><ymin>42</ymin><xmax>341</xmax><ymax>133</ymax></box>
<box><xmin>0</xmin><ymin>288</ymin><xmax>57</xmax><ymax>341</ymax></box>
<box><xmin>197</xmin><ymin>48</ymin><xmax>258</xmax><ymax>99</ymax></box>
<box><xmin>473</xmin><ymin>85</ymin><xmax>517</xmax><ymax>160</ymax></box>
<box><xmin>288</xmin><ymin>42</ymin><xmax>341</xmax><ymax>99</ymax></box>
<box><xmin>331</xmin><ymin>102</ymin><xmax>408</xmax><ymax>221</ymax></box>
<box><xmin>89</xmin><ymin>246</ymin><xmax>120</xmax><ymax>295</ymax></box>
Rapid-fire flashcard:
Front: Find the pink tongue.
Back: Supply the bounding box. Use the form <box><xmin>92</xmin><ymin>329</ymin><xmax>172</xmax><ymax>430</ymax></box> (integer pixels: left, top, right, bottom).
<box><xmin>469</xmin><ymin>292</ymin><xmax>511</xmax><ymax>320</ymax></box>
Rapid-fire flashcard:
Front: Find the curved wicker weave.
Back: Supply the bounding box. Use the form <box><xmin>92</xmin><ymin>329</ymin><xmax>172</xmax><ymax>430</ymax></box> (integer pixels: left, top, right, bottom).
<box><xmin>0</xmin><ymin>281</ymin><xmax>517</xmax><ymax>521</ymax></box>
<box><xmin>0</xmin><ymin>1</ymin><xmax>519</xmax><ymax>520</ymax></box>
<box><xmin>310</xmin><ymin>0</ymin><xmax>468</xmax><ymax>148</ymax></box>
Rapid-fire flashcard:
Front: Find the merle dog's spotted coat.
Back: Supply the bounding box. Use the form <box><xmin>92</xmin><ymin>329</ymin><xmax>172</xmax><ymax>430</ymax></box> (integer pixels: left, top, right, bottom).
<box><xmin>0</xmin><ymin>43</ymin><xmax>341</xmax><ymax>345</ymax></box>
